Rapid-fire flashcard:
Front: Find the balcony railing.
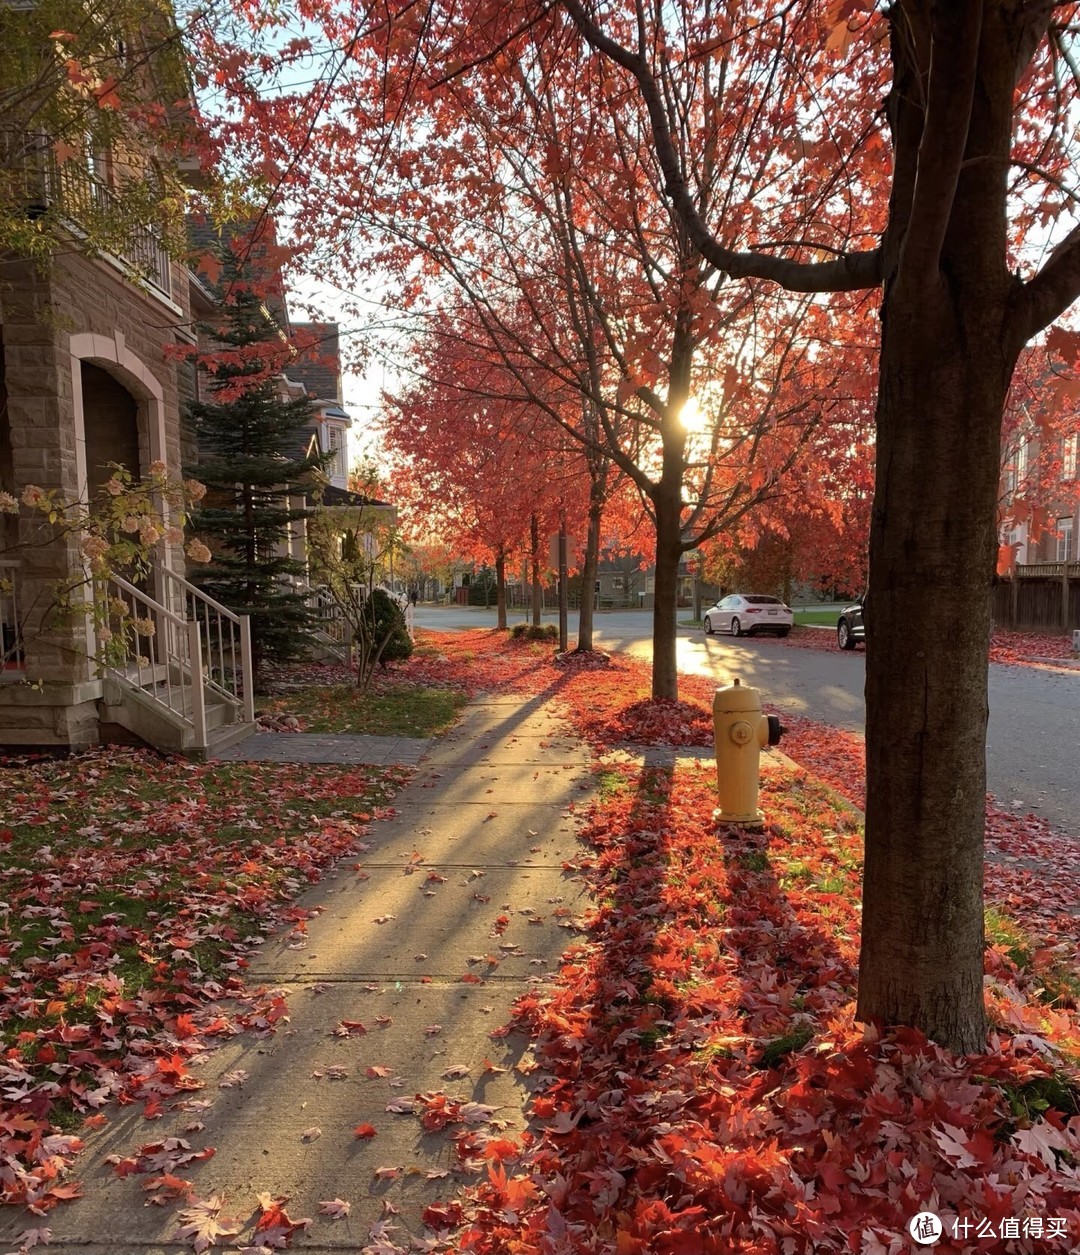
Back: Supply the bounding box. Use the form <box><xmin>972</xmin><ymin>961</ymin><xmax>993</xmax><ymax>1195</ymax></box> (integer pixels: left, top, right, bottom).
<box><xmin>2</xmin><ymin>130</ymin><xmax>172</xmax><ymax>297</ymax></box>
<box><xmin>1015</xmin><ymin>561</ymin><xmax>1080</xmax><ymax>579</ymax></box>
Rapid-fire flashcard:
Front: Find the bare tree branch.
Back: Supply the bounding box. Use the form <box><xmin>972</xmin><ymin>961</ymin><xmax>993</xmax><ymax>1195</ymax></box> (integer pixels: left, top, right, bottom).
<box><xmin>560</xmin><ymin>0</ymin><xmax>883</xmax><ymax>293</ymax></box>
<box><xmin>1013</xmin><ymin>217</ymin><xmax>1080</xmax><ymax>341</ymax></box>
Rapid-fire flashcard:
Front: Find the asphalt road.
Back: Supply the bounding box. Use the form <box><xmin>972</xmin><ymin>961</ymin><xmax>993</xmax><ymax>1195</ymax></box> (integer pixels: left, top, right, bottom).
<box><xmin>414</xmin><ymin>605</ymin><xmax>1080</xmax><ymax>838</ymax></box>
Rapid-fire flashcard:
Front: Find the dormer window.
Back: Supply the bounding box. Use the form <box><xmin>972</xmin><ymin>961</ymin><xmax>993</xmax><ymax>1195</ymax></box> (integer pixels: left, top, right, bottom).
<box><xmin>326</xmin><ymin>425</ymin><xmax>345</xmax><ymax>478</ymax></box>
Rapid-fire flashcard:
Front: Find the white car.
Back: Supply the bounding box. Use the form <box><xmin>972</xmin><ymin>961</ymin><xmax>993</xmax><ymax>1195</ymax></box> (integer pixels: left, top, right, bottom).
<box><xmin>704</xmin><ymin>594</ymin><xmax>793</xmax><ymax>638</ymax></box>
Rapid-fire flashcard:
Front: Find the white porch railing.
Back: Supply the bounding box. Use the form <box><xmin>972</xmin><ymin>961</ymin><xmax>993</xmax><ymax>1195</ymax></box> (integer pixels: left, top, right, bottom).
<box><xmin>0</xmin><ymin>559</ymin><xmax>25</xmax><ymax>673</ymax></box>
<box><xmin>101</xmin><ymin>569</ymin><xmax>253</xmax><ymax>751</ymax></box>
<box><xmin>307</xmin><ymin>585</ymin><xmax>352</xmax><ymax>663</ymax></box>
<box><xmin>159</xmin><ymin>567</ymin><xmax>255</xmax><ymax>723</ymax></box>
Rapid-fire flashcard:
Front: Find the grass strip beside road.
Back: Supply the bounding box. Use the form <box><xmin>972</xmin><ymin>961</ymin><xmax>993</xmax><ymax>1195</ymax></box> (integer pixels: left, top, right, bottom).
<box><xmin>793</xmin><ymin>608</ymin><xmax>840</xmax><ymax>626</ymax></box>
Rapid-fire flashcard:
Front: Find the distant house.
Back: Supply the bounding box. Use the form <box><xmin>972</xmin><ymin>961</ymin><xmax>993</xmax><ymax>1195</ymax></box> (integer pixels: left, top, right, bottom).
<box><xmin>287</xmin><ymin>322</ymin><xmax>354</xmax><ymax>493</ymax></box>
<box><xmin>1000</xmin><ymin>422</ymin><xmax>1079</xmax><ymax>567</ymax></box>
<box><xmin>1022</xmin><ymin>431</ymin><xmax>1078</xmax><ymax>564</ymax></box>
<box><xmin>994</xmin><ymin>370</ymin><xmax>1079</xmax><ymax>630</ymax></box>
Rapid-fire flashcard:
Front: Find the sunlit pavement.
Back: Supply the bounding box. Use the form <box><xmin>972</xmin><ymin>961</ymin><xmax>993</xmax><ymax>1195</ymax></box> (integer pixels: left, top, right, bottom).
<box><xmin>411</xmin><ymin>604</ymin><xmax>1080</xmax><ymax>841</ymax></box>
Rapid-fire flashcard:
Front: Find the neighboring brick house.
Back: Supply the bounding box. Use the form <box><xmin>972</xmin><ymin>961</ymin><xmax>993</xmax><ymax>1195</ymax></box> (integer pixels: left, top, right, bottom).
<box><xmin>1000</xmin><ymin>427</ymin><xmax>1080</xmax><ymax>566</ymax></box>
<box><xmin>1026</xmin><ymin>431</ymin><xmax>1078</xmax><ymax>564</ymax></box>
<box><xmin>0</xmin><ymin>187</ymin><xmax>219</xmax><ymax>748</ymax></box>
<box><xmin>993</xmin><ymin>374</ymin><xmax>1079</xmax><ymax>630</ymax></box>
<box><xmin>996</xmin><ymin>349</ymin><xmax>1080</xmax><ymax>570</ymax></box>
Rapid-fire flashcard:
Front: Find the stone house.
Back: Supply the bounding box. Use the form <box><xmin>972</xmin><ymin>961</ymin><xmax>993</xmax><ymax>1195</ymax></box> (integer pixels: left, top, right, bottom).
<box><xmin>0</xmin><ymin>63</ymin><xmax>263</xmax><ymax>755</ymax></box>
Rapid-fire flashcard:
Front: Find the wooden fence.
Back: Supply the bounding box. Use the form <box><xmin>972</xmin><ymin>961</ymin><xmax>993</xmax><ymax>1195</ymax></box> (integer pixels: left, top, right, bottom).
<box><xmin>993</xmin><ymin>562</ymin><xmax>1080</xmax><ymax>632</ymax></box>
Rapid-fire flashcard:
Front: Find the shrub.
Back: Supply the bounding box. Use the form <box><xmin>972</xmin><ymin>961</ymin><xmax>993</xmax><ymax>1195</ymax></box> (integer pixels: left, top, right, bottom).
<box><xmin>509</xmin><ymin>623</ymin><xmax>559</xmax><ymax>642</ymax></box>
<box><xmin>358</xmin><ymin>588</ymin><xmax>413</xmax><ymax>668</ymax></box>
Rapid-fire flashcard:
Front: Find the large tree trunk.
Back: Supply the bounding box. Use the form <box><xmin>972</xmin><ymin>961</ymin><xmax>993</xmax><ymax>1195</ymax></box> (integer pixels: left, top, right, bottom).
<box><xmin>530</xmin><ymin>513</ymin><xmax>542</xmax><ymax>627</ymax></box>
<box><xmin>650</xmin><ymin>321</ymin><xmax>694</xmax><ymax>700</ymax></box>
<box><xmin>576</xmin><ymin>480</ymin><xmax>604</xmax><ymax>651</ymax></box>
<box><xmin>494</xmin><ymin>550</ymin><xmax>507</xmax><ymax>630</ymax></box>
<box><xmin>856</xmin><ymin>8</ymin><xmax>1022</xmax><ymax>1053</ymax></box>
<box><xmin>651</xmin><ymin>481</ymin><xmax>683</xmax><ymax>700</ymax></box>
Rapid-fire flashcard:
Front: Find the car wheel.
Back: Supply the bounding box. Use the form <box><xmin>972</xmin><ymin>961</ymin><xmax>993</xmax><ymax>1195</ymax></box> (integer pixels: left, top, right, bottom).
<box><xmin>704</xmin><ymin>616</ymin><xmax>713</xmax><ymax>635</ymax></box>
<box><xmin>731</xmin><ymin>617</ymin><xmax>743</xmax><ymax>637</ymax></box>
<box><xmin>777</xmin><ymin>627</ymin><xmax>791</xmax><ymax>638</ymax></box>
<box><xmin>837</xmin><ymin>620</ymin><xmax>855</xmax><ymax>650</ymax></box>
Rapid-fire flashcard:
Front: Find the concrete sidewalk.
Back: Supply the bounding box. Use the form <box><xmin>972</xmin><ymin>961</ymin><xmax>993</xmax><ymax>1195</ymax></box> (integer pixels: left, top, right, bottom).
<box><xmin>213</xmin><ymin>730</ymin><xmax>435</xmax><ymax>766</ymax></box>
<box><xmin>1</xmin><ymin>693</ymin><xmax>595</xmax><ymax>1254</ymax></box>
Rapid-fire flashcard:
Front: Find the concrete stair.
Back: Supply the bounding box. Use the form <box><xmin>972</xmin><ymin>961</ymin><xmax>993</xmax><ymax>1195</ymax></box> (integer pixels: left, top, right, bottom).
<box><xmin>100</xmin><ymin>670</ymin><xmax>254</xmax><ymax>760</ymax></box>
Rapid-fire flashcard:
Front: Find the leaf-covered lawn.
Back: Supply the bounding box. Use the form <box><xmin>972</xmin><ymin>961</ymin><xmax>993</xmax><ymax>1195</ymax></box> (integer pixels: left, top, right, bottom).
<box><xmin>405</xmin><ymin>629</ymin><xmax>565</xmax><ymax>694</ymax></box>
<box><xmin>775</xmin><ymin>624</ymin><xmax>1077</xmax><ymax>668</ymax></box>
<box><xmin>259</xmin><ymin>681</ymin><xmax>469</xmax><ymax>737</ymax></box>
<box><xmin>455</xmin><ymin>759</ymin><xmax>1080</xmax><ymax>1253</ymax></box>
<box><xmin>0</xmin><ymin>751</ymin><xmax>408</xmax><ymax>1215</ymax></box>
<box><xmin>387</xmin><ymin>634</ymin><xmax>1080</xmax><ymax>1253</ymax></box>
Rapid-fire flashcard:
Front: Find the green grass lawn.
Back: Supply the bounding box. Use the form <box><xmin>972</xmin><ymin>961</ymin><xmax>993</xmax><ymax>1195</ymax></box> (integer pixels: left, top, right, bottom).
<box><xmin>793</xmin><ymin>609</ymin><xmax>839</xmax><ymax>627</ymax></box>
<box><xmin>259</xmin><ymin>682</ymin><xmax>469</xmax><ymax>737</ymax></box>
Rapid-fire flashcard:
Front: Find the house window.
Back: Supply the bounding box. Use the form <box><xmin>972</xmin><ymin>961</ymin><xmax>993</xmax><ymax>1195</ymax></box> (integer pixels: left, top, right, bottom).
<box><xmin>1063</xmin><ymin>433</ymin><xmax>1078</xmax><ymax>482</ymax></box>
<box><xmin>1056</xmin><ymin>516</ymin><xmax>1074</xmax><ymax>562</ymax></box>
<box><xmin>1005</xmin><ymin>439</ymin><xmax>1029</xmax><ymax>496</ymax></box>
<box><xmin>326</xmin><ymin>426</ymin><xmax>344</xmax><ymax>478</ymax></box>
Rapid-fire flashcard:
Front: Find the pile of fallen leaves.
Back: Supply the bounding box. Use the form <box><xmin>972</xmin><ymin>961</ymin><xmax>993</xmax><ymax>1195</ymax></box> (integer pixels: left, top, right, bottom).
<box><xmin>596</xmin><ymin>696</ymin><xmax>712</xmax><ymax>747</ymax></box>
<box><xmin>0</xmin><ymin>751</ymin><xmax>407</xmax><ymax>1217</ymax></box>
<box><xmin>553</xmin><ymin>649</ymin><xmax>611</xmax><ymax>670</ymax></box>
<box><xmin>771</xmin><ymin>625</ymin><xmax>1076</xmax><ymax>668</ymax></box>
<box><xmin>456</xmin><ymin>761</ymin><xmax>1080</xmax><ymax>1254</ymax></box>
<box><xmin>559</xmin><ymin>659</ymin><xmax>715</xmax><ymax>750</ymax></box>
<box><xmin>391</xmin><ymin>630</ymin><xmax>565</xmax><ymax>698</ymax></box>
<box><xmin>989</xmin><ymin>631</ymin><xmax>1077</xmax><ymax>667</ymax></box>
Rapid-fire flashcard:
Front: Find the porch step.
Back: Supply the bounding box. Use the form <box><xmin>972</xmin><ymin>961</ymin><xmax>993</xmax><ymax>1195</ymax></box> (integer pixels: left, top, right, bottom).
<box><xmin>195</xmin><ymin>719</ymin><xmax>257</xmax><ymax>763</ymax></box>
<box><xmin>100</xmin><ymin>679</ymin><xmax>252</xmax><ymax>758</ymax></box>
<box><xmin>309</xmin><ymin>632</ymin><xmax>350</xmax><ymax>664</ymax></box>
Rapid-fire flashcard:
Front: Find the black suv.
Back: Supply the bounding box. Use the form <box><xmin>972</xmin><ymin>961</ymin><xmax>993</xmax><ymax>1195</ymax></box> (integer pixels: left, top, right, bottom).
<box><xmin>837</xmin><ymin>596</ymin><xmax>865</xmax><ymax>650</ymax></box>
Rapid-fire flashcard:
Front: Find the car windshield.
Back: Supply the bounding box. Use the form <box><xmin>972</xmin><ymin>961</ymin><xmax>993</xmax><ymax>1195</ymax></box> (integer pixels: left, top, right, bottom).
<box><xmin>744</xmin><ymin>596</ymin><xmax>783</xmax><ymax>605</ymax></box>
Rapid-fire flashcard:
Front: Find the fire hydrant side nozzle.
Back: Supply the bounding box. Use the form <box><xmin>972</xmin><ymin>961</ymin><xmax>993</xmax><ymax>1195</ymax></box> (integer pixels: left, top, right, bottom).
<box><xmin>712</xmin><ymin>677</ymin><xmax>782</xmax><ymax>827</ymax></box>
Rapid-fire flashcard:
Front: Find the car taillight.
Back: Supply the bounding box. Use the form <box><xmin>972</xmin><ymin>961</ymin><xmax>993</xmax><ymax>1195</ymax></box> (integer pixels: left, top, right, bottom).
<box><xmin>747</xmin><ymin>608</ymin><xmax>761</xmax><ymax>613</ymax></box>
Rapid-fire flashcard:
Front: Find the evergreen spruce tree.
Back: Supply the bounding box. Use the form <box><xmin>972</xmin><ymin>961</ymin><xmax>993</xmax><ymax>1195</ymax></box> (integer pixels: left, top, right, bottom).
<box><xmin>185</xmin><ymin>253</ymin><xmax>328</xmax><ymax>683</ymax></box>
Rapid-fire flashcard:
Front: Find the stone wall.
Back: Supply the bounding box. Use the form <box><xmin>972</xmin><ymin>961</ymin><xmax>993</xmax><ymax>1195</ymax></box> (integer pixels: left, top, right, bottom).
<box><xmin>0</xmin><ymin>246</ymin><xmax>192</xmax><ymax>746</ymax></box>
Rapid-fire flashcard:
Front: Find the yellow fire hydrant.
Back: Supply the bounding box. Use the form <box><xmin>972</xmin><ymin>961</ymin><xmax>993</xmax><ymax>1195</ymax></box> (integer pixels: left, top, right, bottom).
<box><xmin>713</xmin><ymin>678</ymin><xmax>783</xmax><ymax>826</ymax></box>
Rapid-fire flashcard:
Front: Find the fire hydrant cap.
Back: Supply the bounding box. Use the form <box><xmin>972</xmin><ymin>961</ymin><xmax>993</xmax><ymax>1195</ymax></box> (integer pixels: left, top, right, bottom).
<box><xmin>713</xmin><ymin>679</ymin><xmax>763</xmax><ymax>716</ymax></box>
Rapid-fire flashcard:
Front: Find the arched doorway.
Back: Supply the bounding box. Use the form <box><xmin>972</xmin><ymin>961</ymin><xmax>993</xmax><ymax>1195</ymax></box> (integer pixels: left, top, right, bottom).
<box><xmin>81</xmin><ymin>361</ymin><xmax>140</xmax><ymax>493</ymax></box>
